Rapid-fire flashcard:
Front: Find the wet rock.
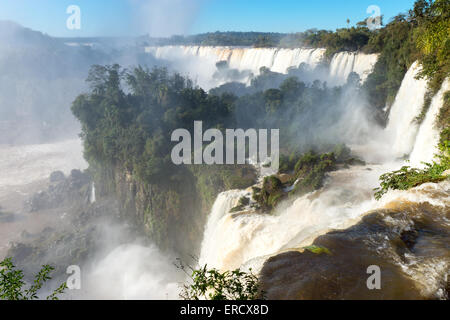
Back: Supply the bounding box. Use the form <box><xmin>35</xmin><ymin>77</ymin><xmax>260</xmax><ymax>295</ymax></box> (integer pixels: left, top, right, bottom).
<box><xmin>26</xmin><ymin>170</ymin><xmax>91</xmax><ymax>212</ymax></box>
<box><xmin>69</xmin><ymin>169</ymin><xmax>90</xmax><ymax>189</ymax></box>
<box><xmin>276</xmin><ymin>174</ymin><xmax>293</xmax><ymax>184</ymax></box>
<box><xmin>400</xmin><ymin>229</ymin><xmax>419</xmax><ymax>250</ymax></box>
<box><xmin>7</xmin><ymin>196</ymin><xmax>127</xmax><ymax>281</ymax></box>
<box><xmin>260</xmin><ymin>204</ymin><xmax>450</xmax><ymax>300</ymax></box>
<box><xmin>49</xmin><ymin>171</ymin><xmax>65</xmax><ymax>183</ymax></box>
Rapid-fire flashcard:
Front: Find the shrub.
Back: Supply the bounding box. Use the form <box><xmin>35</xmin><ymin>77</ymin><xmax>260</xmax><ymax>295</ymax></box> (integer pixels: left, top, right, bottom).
<box><xmin>374</xmin><ymin>138</ymin><xmax>450</xmax><ymax>200</ymax></box>
<box><xmin>180</xmin><ymin>265</ymin><xmax>261</xmax><ymax>300</ymax></box>
<box><xmin>0</xmin><ymin>258</ymin><xmax>67</xmax><ymax>300</ymax></box>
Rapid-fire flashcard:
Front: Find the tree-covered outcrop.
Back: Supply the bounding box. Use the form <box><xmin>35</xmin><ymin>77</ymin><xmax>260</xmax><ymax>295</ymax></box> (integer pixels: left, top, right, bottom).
<box><xmin>71</xmin><ymin>60</ymin><xmax>368</xmax><ymax>254</ymax></box>
<box><xmin>252</xmin><ymin>145</ymin><xmax>363</xmax><ymax>212</ymax></box>
<box><xmin>72</xmin><ymin>65</ymin><xmax>258</xmax><ymax>255</ymax></box>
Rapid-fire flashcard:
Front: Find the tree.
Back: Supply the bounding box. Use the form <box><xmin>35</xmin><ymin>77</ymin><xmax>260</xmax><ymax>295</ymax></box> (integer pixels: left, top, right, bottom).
<box><xmin>0</xmin><ymin>258</ymin><xmax>67</xmax><ymax>300</ymax></box>
<box><xmin>179</xmin><ymin>264</ymin><xmax>261</xmax><ymax>300</ymax></box>
<box><xmin>413</xmin><ymin>0</ymin><xmax>450</xmax><ymax>91</ymax></box>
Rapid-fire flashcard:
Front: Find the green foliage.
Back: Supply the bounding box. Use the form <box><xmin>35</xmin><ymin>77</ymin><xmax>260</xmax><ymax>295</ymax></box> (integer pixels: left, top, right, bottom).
<box><xmin>0</xmin><ymin>258</ymin><xmax>67</xmax><ymax>300</ymax></box>
<box><xmin>253</xmin><ymin>176</ymin><xmax>285</xmax><ymax>211</ymax></box>
<box><xmin>279</xmin><ymin>151</ymin><xmax>302</xmax><ymax>174</ymax></box>
<box><xmin>301</xmin><ymin>27</ymin><xmax>373</xmax><ymax>57</ymax></box>
<box><xmin>253</xmin><ymin>150</ymin><xmax>341</xmax><ymax>212</ymax></box>
<box><xmin>364</xmin><ymin>0</ymin><xmax>450</xmax><ymax>118</ymax></box>
<box><xmin>374</xmin><ymin>137</ymin><xmax>450</xmax><ymax>200</ymax></box>
<box><xmin>363</xmin><ymin>16</ymin><xmax>417</xmax><ymax>115</ymax></box>
<box><xmin>230</xmin><ymin>196</ymin><xmax>251</xmax><ymax>213</ymax></box>
<box><xmin>151</xmin><ymin>32</ymin><xmax>285</xmax><ymax>47</ymax></box>
<box><xmin>413</xmin><ymin>0</ymin><xmax>450</xmax><ymax>93</ymax></box>
<box><xmin>374</xmin><ymin>165</ymin><xmax>447</xmax><ymax>200</ymax></box>
<box><xmin>437</xmin><ymin>91</ymin><xmax>450</xmax><ymax>130</ymax></box>
<box><xmin>333</xmin><ymin>144</ymin><xmax>352</xmax><ymax>162</ymax></box>
<box><xmin>72</xmin><ymin>65</ymin><xmax>250</xmax><ymax>252</ymax></box>
<box><xmin>304</xmin><ymin>245</ymin><xmax>332</xmax><ymax>255</ymax></box>
<box><xmin>290</xmin><ymin>152</ymin><xmax>336</xmax><ymax>196</ymax></box>
<box><xmin>180</xmin><ymin>265</ymin><xmax>261</xmax><ymax>300</ymax></box>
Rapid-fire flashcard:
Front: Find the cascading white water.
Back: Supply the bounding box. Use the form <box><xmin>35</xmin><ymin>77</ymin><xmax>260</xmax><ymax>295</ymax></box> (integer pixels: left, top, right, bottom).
<box><xmin>384</xmin><ymin>61</ymin><xmax>429</xmax><ymax>159</ymax></box>
<box><xmin>410</xmin><ymin>78</ymin><xmax>450</xmax><ymax>166</ymax></box>
<box><xmin>328</xmin><ymin>51</ymin><xmax>378</xmax><ymax>86</ymax></box>
<box><xmin>90</xmin><ymin>182</ymin><xmax>96</xmax><ymax>204</ymax></box>
<box><xmin>198</xmin><ymin>190</ymin><xmax>249</xmax><ymax>268</ymax></box>
<box><xmin>198</xmin><ymin>164</ymin><xmax>399</xmax><ymax>271</ymax></box>
<box><xmin>146</xmin><ymin>46</ymin><xmax>378</xmax><ymax>87</ymax></box>
<box><xmin>146</xmin><ymin>46</ymin><xmax>326</xmax><ymax>75</ymax></box>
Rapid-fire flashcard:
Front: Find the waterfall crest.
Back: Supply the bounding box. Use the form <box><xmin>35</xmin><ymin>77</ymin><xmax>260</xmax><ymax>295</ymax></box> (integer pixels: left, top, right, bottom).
<box><xmin>328</xmin><ymin>51</ymin><xmax>378</xmax><ymax>86</ymax></box>
<box><xmin>146</xmin><ymin>45</ymin><xmax>378</xmax><ymax>86</ymax></box>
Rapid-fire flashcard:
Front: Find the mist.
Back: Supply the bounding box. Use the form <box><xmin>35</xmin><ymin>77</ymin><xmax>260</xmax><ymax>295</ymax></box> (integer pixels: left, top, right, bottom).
<box><xmin>0</xmin><ymin>21</ymin><xmax>162</xmax><ymax>145</ymax></box>
<box><xmin>130</xmin><ymin>0</ymin><xmax>205</xmax><ymax>38</ymax></box>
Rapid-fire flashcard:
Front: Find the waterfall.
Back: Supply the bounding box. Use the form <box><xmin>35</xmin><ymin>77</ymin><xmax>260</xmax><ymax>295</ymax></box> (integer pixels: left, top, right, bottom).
<box><xmin>409</xmin><ymin>78</ymin><xmax>450</xmax><ymax>166</ymax></box>
<box><xmin>328</xmin><ymin>51</ymin><xmax>378</xmax><ymax>86</ymax></box>
<box><xmin>384</xmin><ymin>61</ymin><xmax>429</xmax><ymax>159</ymax></box>
<box><xmin>198</xmin><ymin>190</ymin><xmax>248</xmax><ymax>268</ymax></box>
<box><xmin>146</xmin><ymin>46</ymin><xmax>327</xmax><ymax>75</ymax></box>
<box><xmin>145</xmin><ymin>46</ymin><xmax>378</xmax><ymax>87</ymax></box>
<box><xmin>90</xmin><ymin>182</ymin><xmax>96</xmax><ymax>204</ymax></box>
<box><xmin>198</xmin><ymin>165</ymin><xmax>390</xmax><ymax>271</ymax></box>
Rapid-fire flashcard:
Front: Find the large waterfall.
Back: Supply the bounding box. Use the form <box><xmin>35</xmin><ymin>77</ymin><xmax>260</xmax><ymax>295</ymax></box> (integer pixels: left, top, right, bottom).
<box><xmin>146</xmin><ymin>46</ymin><xmax>378</xmax><ymax>88</ymax></box>
<box><xmin>384</xmin><ymin>61</ymin><xmax>429</xmax><ymax>159</ymax></box>
<box><xmin>198</xmin><ymin>60</ymin><xmax>449</xmax><ymax>277</ymax></box>
<box><xmin>410</xmin><ymin>78</ymin><xmax>450</xmax><ymax>166</ymax></box>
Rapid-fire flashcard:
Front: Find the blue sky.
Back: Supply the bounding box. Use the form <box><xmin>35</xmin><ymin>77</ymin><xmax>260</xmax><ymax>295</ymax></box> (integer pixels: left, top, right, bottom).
<box><xmin>0</xmin><ymin>0</ymin><xmax>416</xmax><ymax>37</ymax></box>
